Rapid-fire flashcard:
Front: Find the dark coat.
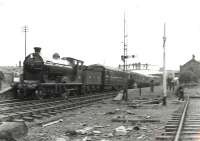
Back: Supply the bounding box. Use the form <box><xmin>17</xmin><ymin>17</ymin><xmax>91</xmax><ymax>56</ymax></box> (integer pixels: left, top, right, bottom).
<box><xmin>0</xmin><ymin>71</ymin><xmax>4</xmax><ymax>80</ymax></box>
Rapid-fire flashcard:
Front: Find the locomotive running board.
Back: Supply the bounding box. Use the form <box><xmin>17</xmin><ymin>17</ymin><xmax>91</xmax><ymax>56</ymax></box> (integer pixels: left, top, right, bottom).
<box><xmin>40</xmin><ymin>83</ymin><xmax>83</xmax><ymax>86</ymax></box>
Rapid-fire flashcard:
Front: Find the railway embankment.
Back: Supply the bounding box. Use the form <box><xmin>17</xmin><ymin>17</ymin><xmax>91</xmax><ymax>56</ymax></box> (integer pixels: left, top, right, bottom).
<box><xmin>0</xmin><ymin>87</ymin><xmax>14</xmax><ymax>100</ymax></box>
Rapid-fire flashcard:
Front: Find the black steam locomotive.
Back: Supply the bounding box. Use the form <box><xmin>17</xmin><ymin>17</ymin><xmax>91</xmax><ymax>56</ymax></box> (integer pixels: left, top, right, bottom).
<box><xmin>12</xmin><ymin>47</ymin><xmax>128</xmax><ymax>99</ymax></box>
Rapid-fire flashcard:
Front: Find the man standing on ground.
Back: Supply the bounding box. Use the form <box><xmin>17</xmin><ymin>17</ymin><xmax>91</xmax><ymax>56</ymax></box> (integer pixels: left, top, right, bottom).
<box><xmin>150</xmin><ymin>79</ymin><xmax>154</xmax><ymax>92</ymax></box>
<box><xmin>123</xmin><ymin>81</ymin><xmax>128</xmax><ymax>101</ymax></box>
<box><xmin>171</xmin><ymin>79</ymin><xmax>175</xmax><ymax>92</ymax></box>
<box><xmin>178</xmin><ymin>86</ymin><xmax>184</xmax><ymax>101</ymax></box>
<box><xmin>0</xmin><ymin>71</ymin><xmax>4</xmax><ymax>91</ymax></box>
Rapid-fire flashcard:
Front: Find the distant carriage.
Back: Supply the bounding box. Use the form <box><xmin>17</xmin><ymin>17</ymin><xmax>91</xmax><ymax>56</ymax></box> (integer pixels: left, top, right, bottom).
<box><xmin>128</xmin><ymin>72</ymin><xmax>161</xmax><ymax>89</ymax></box>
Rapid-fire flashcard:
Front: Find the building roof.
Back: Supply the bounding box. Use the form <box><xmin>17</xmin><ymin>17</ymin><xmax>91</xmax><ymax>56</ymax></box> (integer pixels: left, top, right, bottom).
<box><xmin>181</xmin><ymin>55</ymin><xmax>200</xmax><ymax>67</ymax></box>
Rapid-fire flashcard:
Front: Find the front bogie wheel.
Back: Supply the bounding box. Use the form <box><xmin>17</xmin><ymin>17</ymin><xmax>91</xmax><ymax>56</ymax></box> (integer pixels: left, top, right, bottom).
<box><xmin>35</xmin><ymin>88</ymin><xmax>46</xmax><ymax>100</ymax></box>
<box><xmin>16</xmin><ymin>89</ymin><xmax>25</xmax><ymax>99</ymax></box>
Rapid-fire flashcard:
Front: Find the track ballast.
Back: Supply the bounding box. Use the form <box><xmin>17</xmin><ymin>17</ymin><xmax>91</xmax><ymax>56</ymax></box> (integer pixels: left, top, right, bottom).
<box><xmin>157</xmin><ymin>96</ymin><xmax>200</xmax><ymax>141</ymax></box>
<box><xmin>0</xmin><ymin>92</ymin><xmax>117</xmax><ymax>122</ymax></box>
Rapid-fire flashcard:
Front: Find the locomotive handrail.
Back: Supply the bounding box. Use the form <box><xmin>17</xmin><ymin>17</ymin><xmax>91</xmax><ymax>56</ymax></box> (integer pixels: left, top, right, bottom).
<box><xmin>45</xmin><ymin>61</ymin><xmax>72</xmax><ymax>68</ymax></box>
<box><xmin>40</xmin><ymin>82</ymin><xmax>82</xmax><ymax>85</ymax></box>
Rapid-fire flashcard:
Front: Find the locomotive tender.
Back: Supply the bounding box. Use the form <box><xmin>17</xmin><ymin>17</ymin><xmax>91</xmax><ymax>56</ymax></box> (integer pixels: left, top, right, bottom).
<box><xmin>12</xmin><ymin>47</ymin><xmax>128</xmax><ymax>99</ymax></box>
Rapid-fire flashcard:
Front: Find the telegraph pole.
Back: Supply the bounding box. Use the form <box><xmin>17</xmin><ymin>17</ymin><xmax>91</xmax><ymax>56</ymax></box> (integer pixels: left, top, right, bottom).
<box><xmin>122</xmin><ymin>13</ymin><xmax>127</xmax><ymax>71</ymax></box>
<box><xmin>23</xmin><ymin>25</ymin><xmax>28</xmax><ymax>59</ymax></box>
<box><xmin>123</xmin><ymin>13</ymin><xmax>127</xmax><ymax>72</ymax></box>
<box><xmin>119</xmin><ymin>13</ymin><xmax>135</xmax><ymax>71</ymax></box>
<box><xmin>162</xmin><ymin>23</ymin><xmax>167</xmax><ymax>106</ymax></box>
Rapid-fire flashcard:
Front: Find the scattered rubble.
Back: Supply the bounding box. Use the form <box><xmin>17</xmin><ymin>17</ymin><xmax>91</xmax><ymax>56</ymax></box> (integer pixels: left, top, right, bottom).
<box><xmin>65</xmin><ymin>129</ymin><xmax>78</xmax><ymax>136</ymax></box>
<box><xmin>115</xmin><ymin>126</ymin><xmax>129</xmax><ymax>136</ymax></box>
<box><xmin>133</xmin><ymin>126</ymin><xmax>140</xmax><ymax>131</ymax></box>
<box><xmin>21</xmin><ymin>86</ymin><xmax>182</xmax><ymax>141</ymax></box>
<box><xmin>137</xmin><ymin>134</ymin><xmax>145</xmax><ymax>139</ymax></box>
<box><xmin>106</xmin><ymin>132</ymin><xmax>113</xmax><ymax>137</ymax></box>
<box><xmin>0</xmin><ymin>121</ymin><xmax>28</xmax><ymax>141</ymax></box>
<box><xmin>112</xmin><ymin>117</ymin><xmax>160</xmax><ymax>123</ymax></box>
<box><xmin>92</xmin><ymin>130</ymin><xmax>101</xmax><ymax>134</ymax></box>
<box><xmin>127</xmin><ymin>98</ymin><xmax>162</xmax><ymax>109</ymax></box>
<box><xmin>56</xmin><ymin>136</ymin><xmax>70</xmax><ymax>141</ymax></box>
<box><xmin>125</xmin><ymin>110</ymin><xmax>135</xmax><ymax>115</ymax></box>
<box><xmin>76</xmin><ymin>127</ymin><xmax>93</xmax><ymax>135</ymax></box>
<box><xmin>82</xmin><ymin>136</ymin><xmax>92</xmax><ymax>141</ymax></box>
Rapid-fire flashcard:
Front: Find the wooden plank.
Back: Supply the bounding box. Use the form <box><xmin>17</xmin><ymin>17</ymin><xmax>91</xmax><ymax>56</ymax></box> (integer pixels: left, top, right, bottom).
<box><xmin>23</xmin><ymin>116</ymin><xmax>34</xmax><ymax>122</ymax></box>
<box><xmin>111</xmin><ymin>118</ymin><xmax>160</xmax><ymax>123</ymax></box>
<box><xmin>40</xmin><ymin>113</ymin><xmax>50</xmax><ymax>117</ymax></box>
<box><xmin>113</xmin><ymin>93</ymin><xmax>123</xmax><ymax>101</ymax></box>
<box><xmin>31</xmin><ymin>114</ymin><xmax>43</xmax><ymax>119</ymax></box>
<box><xmin>48</xmin><ymin>111</ymin><xmax>57</xmax><ymax>115</ymax></box>
<box><xmin>156</xmin><ymin>135</ymin><xmax>173</xmax><ymax>140</ymax></box>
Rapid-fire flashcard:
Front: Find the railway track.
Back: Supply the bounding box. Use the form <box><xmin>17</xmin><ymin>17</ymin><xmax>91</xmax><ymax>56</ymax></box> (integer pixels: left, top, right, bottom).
<box><xmin>0</xmin><ymin>92</ymin><xmax>117</xmax><ymax>122</ymax></box>
<box><xmin>157</xmin><ymin>96</ymin><xmax>200</xmax><ymax>141</ymax></box>
<box><xmin>0</xmin><ymin>92</ymin><xmax>111</xmax><ymax>110</ymax></box>
<box><xmin>0</xmin><ymin>99</ymin><xmax>21</xmax><ymax>105</ymax></box>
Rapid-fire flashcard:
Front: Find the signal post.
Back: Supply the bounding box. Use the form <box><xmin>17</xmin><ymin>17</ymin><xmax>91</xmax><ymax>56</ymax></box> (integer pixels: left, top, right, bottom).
<box><xmin>162</xmin><ymin>23</ymin><xmax>167</xmax><ymax>106</ymax></box>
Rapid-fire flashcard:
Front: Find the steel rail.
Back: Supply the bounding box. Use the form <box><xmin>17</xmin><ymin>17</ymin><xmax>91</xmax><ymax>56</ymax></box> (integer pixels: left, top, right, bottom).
<box><xmin>0</xmin><ymin>92</ymin><xmax>116</xmax><ymax>121</ymax></box>
<box><xmin>0</xmin><ymin>92</ymin><xmax>115</xmax><ymax>114</ymax></box>
<box><xmin>173</xmin><ymin>96</ymin><xmax>189</xmax><ymax>141</ymax></box>
<box><xmin>0</xmin><ymin>92</ymin><xmax>112</xmax><ymax>107</ymax></box>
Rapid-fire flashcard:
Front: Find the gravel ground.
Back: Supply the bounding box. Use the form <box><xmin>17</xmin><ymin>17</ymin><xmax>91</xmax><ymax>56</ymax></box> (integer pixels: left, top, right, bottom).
<box><xmin>1</xmin><ymin>82</ymin><xmax>10</xmax><ymax>90</ymax></box>
<box><xmin>184</xmin><ymin>85</ymin><xmax>200</xmax><ymax>96</ymax></box>
<box><xmin>20</xmin><ymin>86</ymin><xmax>183</xmax><ymax>141</ymax></box>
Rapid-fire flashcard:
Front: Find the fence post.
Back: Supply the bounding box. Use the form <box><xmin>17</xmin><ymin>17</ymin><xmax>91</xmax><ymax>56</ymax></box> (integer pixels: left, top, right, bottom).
<box><xmin>139</xmin><ymin>87</ymin><xmax>141</xmax><ymax>96</ymax></box>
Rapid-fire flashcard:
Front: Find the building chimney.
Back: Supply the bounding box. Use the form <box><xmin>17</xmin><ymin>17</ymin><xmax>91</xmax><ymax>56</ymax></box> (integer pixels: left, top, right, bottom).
<box><xmin>34</xmin><ymin>47</ymin><xmax>41</xmax><ymax>54</ymax></box>
<box><xmin>192</xmin><ymin>54</ymin><xmax>195</xmax><ymax>60</ymax></box>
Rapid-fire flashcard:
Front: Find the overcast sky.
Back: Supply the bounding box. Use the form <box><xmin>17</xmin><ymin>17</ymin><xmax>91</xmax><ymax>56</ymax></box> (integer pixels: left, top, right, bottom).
<box><xmin>0</xmin><ymin>0</ymin><xmax>200</xmax><ymax>70</ymax></box>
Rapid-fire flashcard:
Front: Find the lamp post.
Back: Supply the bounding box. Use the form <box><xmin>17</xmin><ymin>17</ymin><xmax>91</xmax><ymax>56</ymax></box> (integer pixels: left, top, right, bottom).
<box><xmin>162</xmin><ymin>23</ymin><xmax>167</xmax><ymax>106</ymax></box>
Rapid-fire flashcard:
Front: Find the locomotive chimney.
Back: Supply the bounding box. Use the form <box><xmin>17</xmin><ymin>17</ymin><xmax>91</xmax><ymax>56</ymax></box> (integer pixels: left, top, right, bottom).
<box><xmin>34</xmin><ymin>47</ymin><xmax>41</xmax><ymax>54</ymax></box>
